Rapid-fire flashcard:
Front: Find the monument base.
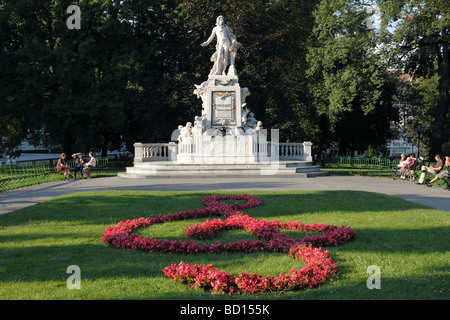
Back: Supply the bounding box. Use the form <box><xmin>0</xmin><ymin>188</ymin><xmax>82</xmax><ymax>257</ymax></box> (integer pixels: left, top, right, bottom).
<box><xmin>118</xmin><ymin>160</ymin><xmax>326</xmax><ymax>179</ymax></box>
<box><xmin>125</xmin><ymin>140</ymin><xmax>318</xmax><ymax>179</ymax></box>
<box><xmin>176</xmin><ymin>134</ymin><xmax>266</xmax><ymax>164</ymax></box>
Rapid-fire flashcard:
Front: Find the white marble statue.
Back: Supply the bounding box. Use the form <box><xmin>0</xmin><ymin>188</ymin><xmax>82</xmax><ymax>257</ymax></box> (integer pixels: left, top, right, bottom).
<box><xmin>176</xmin><ymin>125</ymin><xmax>184</xmax><ymax>142</ymax></box>
<box><xmin>201</xmin><ymin>15</ymin><xmax>241</xmax><ymax>76</ymax></box>
<box><xmin>193</xmin><ymin>116</ymin><xmax>204</xmax><ymax>136</ymax></box>
<box><xmin>241</xmin><ymin>87</ymin><xmax>250</xmax><ymax>103</ymax></box>
<box><xmin>244</xmin><ymin>120</ymin><xmax>263</xmax><ymax>135</ymax></box>
<box><xmin>194</xmin><ymin>81</ymin><xmax>208</xmax><ymax>103</ymax></box>
<box><xmin>178</xmin><ymin>122</ymin><xmax>193</xmax><ymax>143</ymax></box>
<box><xmin>193</xmin><ymin>81</ymin><xmax>208</xmax><ymax>119</ymax></box>
<box><xmin>240</xmin><ymin>87</ymin><xmax>251</xmax><ymax>125</ymax></box>
<box><xmin>246</xmin><ymin>112</ymin><xmax>257</xmax><ymax>128</ymax></box>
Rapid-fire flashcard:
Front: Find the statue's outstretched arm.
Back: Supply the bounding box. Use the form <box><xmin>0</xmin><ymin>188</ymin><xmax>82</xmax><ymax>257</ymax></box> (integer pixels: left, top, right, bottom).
<box><xmin>201</xmin><ymin>29</ymin><xmax>216</xmax><ymax>47</ymax></box>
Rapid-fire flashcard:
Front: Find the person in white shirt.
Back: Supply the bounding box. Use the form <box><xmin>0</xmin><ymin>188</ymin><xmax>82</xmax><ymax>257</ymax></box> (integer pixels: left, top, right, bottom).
<box><xmin>82</xmin><ymin>151</ymin><xmax>96</xmax><ymax>179</ymax></box>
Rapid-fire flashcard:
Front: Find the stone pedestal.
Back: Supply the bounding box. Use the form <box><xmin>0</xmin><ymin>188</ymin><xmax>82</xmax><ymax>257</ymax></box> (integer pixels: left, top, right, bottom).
<box><xmin>175</xmin><ymin>74</ymin><xmax>265</xmax><ymax>165</ymax></box>
<box><xmin>205</xmin><ymin>75</ymin><xmax>242</xmax><ymax>128</ymax></box>
<box><xmin>177</xmin><ymin>132</ymin><xmax>268</xmax><ymax>164</ymax></box>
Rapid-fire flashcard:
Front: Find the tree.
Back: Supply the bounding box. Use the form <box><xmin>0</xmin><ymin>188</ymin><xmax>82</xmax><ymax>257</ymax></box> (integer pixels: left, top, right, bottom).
<box><xmin>0</xmin><ymin>0</ymin><xmax>54</xmax><ymax>156</ymax></box>
<box><xmin>0</xmin><ymin>0</ymin><xmax>340</xmax><ymax>158</ymax></box>
<box><xmin>307</xmin><ymin>0</ymin><xmax>398</xmax><ymax>154</ymax></box>
<box><xmin>0</xmin><ymin>0</ymin><xmax>122</xmax><ymax>156</ymax></box>
<box><xmin>0</xmin><ymin>0</ymin><xmax>164</xmax><ymax>156</ymax></box>
<box><xmin>378</xmin><ymin>0</ymin><xmax>450</xmax><ymax>160</ymax></box>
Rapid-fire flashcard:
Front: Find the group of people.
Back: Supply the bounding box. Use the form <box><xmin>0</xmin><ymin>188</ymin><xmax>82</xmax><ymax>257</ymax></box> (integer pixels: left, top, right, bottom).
<box><xmin>397</xmin><ymin>152</ymin><xmax>450</xmax><ymax>189</ymax></box>
<box><xmin>56</xmin><ymin>151</ymin><xmax>96</xmax><ymax>181</ymax></box>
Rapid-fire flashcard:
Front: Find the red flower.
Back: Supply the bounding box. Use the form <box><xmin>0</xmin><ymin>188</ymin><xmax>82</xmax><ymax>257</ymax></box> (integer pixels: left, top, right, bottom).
<box><xmin>162</xmin><ymin>244</ymin><xmax>337</xmax><ymax>294</ymax></box>
<box><xmin>100</xmin><ymin>194</ymin><xmax>356</xmax><ymax>294</ymax></box>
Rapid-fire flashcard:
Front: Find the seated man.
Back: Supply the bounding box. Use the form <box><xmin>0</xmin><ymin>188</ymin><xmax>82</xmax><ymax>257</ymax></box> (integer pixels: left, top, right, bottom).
<box><xmin>417</xmin><ymin>154</ymin><xmax>444</xmax><ymax>185</ymax></box>
<box><xmin>72</xmin><ymin>153</ymin><xmax>85</xmax><ymax>180</ymax></box>
<box><xmin>427</xmin><ymin>156</ymin><xmax>450</xmax><ymax>188</ymax></box>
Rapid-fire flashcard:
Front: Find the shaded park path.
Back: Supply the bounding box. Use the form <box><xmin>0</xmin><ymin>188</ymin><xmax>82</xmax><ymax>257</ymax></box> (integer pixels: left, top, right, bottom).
<box><xmin>1</xmin><ymin>175</ymin><xmax>449</xmax><ymax>215</ymax></box>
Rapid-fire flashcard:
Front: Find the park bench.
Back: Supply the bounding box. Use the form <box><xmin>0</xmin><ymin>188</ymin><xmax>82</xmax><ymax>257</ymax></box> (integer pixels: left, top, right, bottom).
<box><xmin>90</xmin><ymin>157</ymin><xmax>109</xmax><ymax>177</ymax></box>
<box><xmin>422</xmin><ymin>163</ymin><xmax>449</xmax><ymax>188</ymax></box>
<box><xmin>67</xmin><ymin>157</ymin><xmax>109</xmax><ymax>178</ymax></box>
<box><xmin>95</xmin><ymin>157</ymin><xmax>109</xmax><ymax>171</ymax></box>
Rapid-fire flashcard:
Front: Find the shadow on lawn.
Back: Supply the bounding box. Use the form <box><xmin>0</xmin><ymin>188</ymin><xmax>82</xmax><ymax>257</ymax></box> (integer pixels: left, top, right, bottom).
<box><xmin>1</xmin><ymin>190</ymin><xmax>434</xmax><ymax>226</ymax></box>
<box><xmin>2</xmin><ymin>190</ymin><xmax>447</xmax><ymax>255</ymax></box>
<box><xmin>1</xmin><ymin>222</ymin><xmax>447</xmax><ymax>280</ymax></box>
<box><xmin>1</xmin><ymin>191</ymin><xmax>447</xmax><ymax>300</ymax></box>
<box><xmin>0</xmin><ymin>233</ymin><xmax>447</xmax><ymax>300</ymax></box>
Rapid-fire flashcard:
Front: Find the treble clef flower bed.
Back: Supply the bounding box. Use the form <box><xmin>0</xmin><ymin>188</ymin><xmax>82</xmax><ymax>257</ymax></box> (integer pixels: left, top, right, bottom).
<box><xmin>101</xmin><ymin>194</ymin><xmax>356</xmax><ymax>294</ymax></box>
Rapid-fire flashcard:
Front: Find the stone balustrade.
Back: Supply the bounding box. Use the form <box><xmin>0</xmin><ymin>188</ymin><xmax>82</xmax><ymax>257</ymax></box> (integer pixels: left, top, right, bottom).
<box><xmin>276</xmin><ymin>142</ymin><xmax>312</xmax><ymax>161</ymax></box>
<box><xmin>133</xmin><ymin>142</ymin><xmax>177</xmax><ymax>162</ymax></box>
<box><xmin>134</xmin><ymin>141</ymin><xmax>312</xmax><ymax>163</ymax></box>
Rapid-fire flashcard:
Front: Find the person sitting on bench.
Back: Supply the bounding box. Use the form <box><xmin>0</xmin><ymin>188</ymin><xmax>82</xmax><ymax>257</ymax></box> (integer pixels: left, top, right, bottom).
<box><xmin>72</xmin><ymin>153</ymin><xmax>85</xmax><ymax>180</ymax></box>
<box><xmin>82</xmin><ymin>152</ymin><xmax>96</xmax><ymax>179</ymax></box>
<box><xmin>417</xmin><ymin>154</ymin><xmax>444</xmax><ymax>185</ymax></box>
<box><xmin>56</xmin><ymin>153</ymin><xmax>72</xmax><ymax>181</ymax></box>
<box><xmin>427</xmin><ymin>156</ymin><xmax>450</xmax><ymax>189</ymax></box>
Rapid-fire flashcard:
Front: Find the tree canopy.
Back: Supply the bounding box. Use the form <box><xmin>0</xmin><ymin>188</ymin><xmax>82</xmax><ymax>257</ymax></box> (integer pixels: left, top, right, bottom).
<box><xmin>0</xmin><ymin>0</ymin><xmax>447</xmax><ymax>159</ymax></box>
<box><xmin>377</xmin><ymin>0</ymin><xmax>450</xmax><ymax>159</ymax></box>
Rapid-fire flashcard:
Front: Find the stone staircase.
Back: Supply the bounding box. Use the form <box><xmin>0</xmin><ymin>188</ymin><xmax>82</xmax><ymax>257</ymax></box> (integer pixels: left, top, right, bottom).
<box><xmin>118</xmin><ymin>161</ymin><xmax>327</xmax><ymax>179</ymax></box>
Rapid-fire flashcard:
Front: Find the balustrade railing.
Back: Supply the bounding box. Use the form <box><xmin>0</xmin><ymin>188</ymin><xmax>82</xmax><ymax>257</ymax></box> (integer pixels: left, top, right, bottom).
<box><xmin>134</xmin><ymin>143</ymin><xmax>176</xmax><ymax>162</ymax></box>
<box><xmin>277</xmin><ymin>142</ymin><xmax>304</xmax><ymax>160</ymax></box>
<box><xmin>267</xmin><ymin>142</ymin><xmax>311</xmax><ymax>161</ymax></box>
<box><xmin>134</xmin><ymin>141</ymin><xmax>312</xmax><ymax>162</ymax></box>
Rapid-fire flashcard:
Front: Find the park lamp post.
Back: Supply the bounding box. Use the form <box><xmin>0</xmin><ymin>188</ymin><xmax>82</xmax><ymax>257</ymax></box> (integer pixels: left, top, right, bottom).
<box><xmin>417</xmin><ymin>122</ymin><xmax>422</xmax><ymax>159</ymax></box>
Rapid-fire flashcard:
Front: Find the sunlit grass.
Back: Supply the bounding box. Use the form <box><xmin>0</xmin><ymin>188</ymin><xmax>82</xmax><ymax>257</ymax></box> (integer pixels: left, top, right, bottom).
<box><xmin>0</xmin><ymin>190</ymin><xmax>448</xmax><ymax>300</ymax></box>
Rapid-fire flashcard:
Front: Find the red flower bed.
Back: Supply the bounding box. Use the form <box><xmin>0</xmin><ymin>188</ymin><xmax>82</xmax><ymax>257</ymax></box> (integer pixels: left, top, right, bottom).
<box><xmin>101</xmin><ymin>194</ymin><xmax>356</xmax><ymax>294</ymax></box>
<box><xmin>185</xmin><ymin>212</ymin><xmax>356</xmax><ymax>250</ymax></box>
<box><xmin>162</xmin><ymin>244</ymin><xmax>337</xmax><ymax>294</ymax></box>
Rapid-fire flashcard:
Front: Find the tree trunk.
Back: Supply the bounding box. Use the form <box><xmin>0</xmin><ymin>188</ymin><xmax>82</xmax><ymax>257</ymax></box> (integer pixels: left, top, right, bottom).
<box><xmin>63</xmin><ymin>129</ymin><xmax>75</xmax><ymax>157</ymax></box>
<box><xmin>101</xmin><ymin>133</ymin><xmax>109</xmax><ymax>158</ymax></box>
<box><xmin>429</xmin><ymin>29</ymin><xmax>450</xmax><ymax>162</ymax></box>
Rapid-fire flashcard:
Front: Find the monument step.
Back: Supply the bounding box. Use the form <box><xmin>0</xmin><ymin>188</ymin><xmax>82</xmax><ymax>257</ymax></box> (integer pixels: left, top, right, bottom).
<box><xmin>118</xmin><ymin>161</ymin><xmax>327</xmax><ymax>179</ymax></box>
<box><xmin>132</xmin><ymin>161</ymin><xmax>316</xmax><ymax>169</ymax></box>
<box><xmin>126</xmin><ymin>164</ymin><xmax>321</xmax><ymax>173</ymax></box>
<box><xmin>118</xmin><ymin>172</ymin><xmax>327</xmax><ymax>179</ymax></box>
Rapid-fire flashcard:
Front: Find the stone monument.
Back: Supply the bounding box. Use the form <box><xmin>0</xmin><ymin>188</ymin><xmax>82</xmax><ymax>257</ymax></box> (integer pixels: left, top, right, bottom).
<box><xmin>121</xmin><ymin>15</ymin><xmax>318</xmax><ymax>179</ymax></box>
<box><xmin>176</xmin><ymin>15</ymin><xmax>266</xmax><ymax>164</ymax></box>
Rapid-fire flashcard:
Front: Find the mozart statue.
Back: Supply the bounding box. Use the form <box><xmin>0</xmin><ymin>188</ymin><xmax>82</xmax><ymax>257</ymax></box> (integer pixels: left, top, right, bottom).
<box><xmin>201</xmin><ymin>15</ymin><xmax>241</xmax><ymax>76</ymax></box>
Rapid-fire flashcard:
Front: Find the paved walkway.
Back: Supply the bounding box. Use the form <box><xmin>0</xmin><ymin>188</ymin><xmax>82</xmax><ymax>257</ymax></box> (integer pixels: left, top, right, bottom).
<box><xmin>1</xmin><ymin>175</ymin><xmax>449</xmax><ymax>215</ymax></box>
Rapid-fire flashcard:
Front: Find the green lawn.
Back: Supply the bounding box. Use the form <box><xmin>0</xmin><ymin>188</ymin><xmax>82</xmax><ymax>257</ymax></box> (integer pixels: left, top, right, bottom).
<box><xmin>0</xmin><ymin>190</ymin><xmax>448</xmax><ymax>300</ymax></box>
